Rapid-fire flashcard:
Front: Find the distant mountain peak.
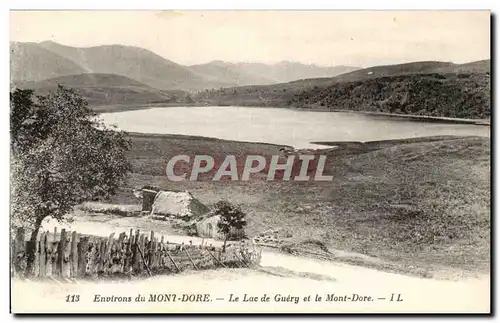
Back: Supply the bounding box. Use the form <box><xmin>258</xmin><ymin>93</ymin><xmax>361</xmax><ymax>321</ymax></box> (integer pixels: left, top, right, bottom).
<box><xmin>39</xmin><ymin>40</ymin><xmax>58</xmax><ymax>45</ymax></box>
<box><xmin>11</xmin><ymin>41</ymin><xmax>362</xmax><ymax>90</ymax></box>
<box><xmin>210</xmin><ymin>60</ymin><xmax>230</xmax><ymax>64</ymax></box>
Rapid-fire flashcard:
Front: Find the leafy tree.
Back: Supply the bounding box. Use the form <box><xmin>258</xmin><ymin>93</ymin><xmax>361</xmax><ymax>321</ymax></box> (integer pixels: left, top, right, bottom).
<box><xmin>214</xmin><ymin>200</ymin><xmax>247</xmax><ymax>252</ymax></box>
<box><xmin>10</xmin><ymin>86</ymin><xmax>131</xmax><ymax>275</ymax></box>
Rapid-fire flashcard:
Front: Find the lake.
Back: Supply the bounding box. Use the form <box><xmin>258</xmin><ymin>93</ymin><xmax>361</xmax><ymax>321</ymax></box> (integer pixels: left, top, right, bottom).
<box><xmin>100</xmin><ymin>106</ymin><xmax>490</xmax><ymax>149</ymax></box>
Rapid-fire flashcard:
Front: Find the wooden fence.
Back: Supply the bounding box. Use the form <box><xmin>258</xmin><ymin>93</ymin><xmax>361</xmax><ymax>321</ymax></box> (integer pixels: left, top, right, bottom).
<box><xmin>11</xmin><ymin>227</ymin><xmax>261</xmax><ymax>280</ymax></box>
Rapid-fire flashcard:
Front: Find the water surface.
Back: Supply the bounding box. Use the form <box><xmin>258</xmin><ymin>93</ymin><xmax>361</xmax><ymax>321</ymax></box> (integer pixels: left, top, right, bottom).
<box><xmin>100</xmin><ymin>106</ymin><xmax>489</xmax><ymax>149</ymax></box>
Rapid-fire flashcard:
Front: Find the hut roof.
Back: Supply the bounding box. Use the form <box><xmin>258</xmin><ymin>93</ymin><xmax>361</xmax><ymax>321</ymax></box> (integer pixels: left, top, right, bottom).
<box><xmin>150</xmin><ymin>190</ymin><xmax>209</xmax><ymax>219</ymax></box>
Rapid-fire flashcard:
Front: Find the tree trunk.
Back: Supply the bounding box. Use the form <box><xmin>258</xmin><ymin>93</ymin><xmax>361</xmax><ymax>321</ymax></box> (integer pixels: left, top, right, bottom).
<box><xmin>222</xmin><ymin>235</ymin><xmax>228</xmax><ymax>253</ymax></box>
<box><xmin>24</xmin><ymin>217</ymin><xmax>43</xmax><ymax>276</ymax></box>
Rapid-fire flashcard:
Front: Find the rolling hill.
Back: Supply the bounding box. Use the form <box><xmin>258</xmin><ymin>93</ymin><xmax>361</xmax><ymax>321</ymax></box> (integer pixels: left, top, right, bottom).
<box><xmin>194</xmin><ymin>59</ymin><xmax>491</xmax><ymax>119</ymax></box>
<box><xmin>10</xmin><ymin>42</ymin><xmax>87</xmax><ymax>82</ymax></box>
<box><xmin>291</xmin><ymin>73</ymin><xmax>491</xmax><ymax>119</ymax></box>
<box><xmin>434</xmin><ymin>59</ymin><xmax>490</xmax><ymax>74</ymax></box>
<box><xmin>302</xmin><ymin>60</ymin><xmax>490</xmax><ymax>85</ymax></box>
<box><xmin>238</xmin><ymin>61</ymin><xmax>360</xmax><ymax>83</ymax></box>
<box><xmin>189</xmin><ymin>61</ymin><xmax>277</xmax><ymax>87</ymax></box>
<box><xmin>13</xmin><ymin>73</ymin><xmax>189</xmax><ymax>107</ymax></box>
<box><xmin>190</xmin><ymin>61</ymin><xmax>360</xmax><ymax>85</ymax></box>
<box><xmin>37</xmin><ymin>41</ymin><xmax>209</xmax><ymax>91</ymax></box>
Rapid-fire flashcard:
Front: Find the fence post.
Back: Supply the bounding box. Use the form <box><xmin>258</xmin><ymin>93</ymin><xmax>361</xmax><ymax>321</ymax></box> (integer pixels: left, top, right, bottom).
<box><xmin>132</xmin><ymin>232</ymin><xmax>140</xmax><ymax>272</ymax></box>
<box><xmin>39</xmin><ymin>232</ymin><xmax>46</xmax><ymax>278</ymax></box>
<box><xmin>124</xmin><ymin>229</ymin><xmax>133</xmax><ymax>273</ymax></box>
<box><xmin>63</xmin><ymin>233</ymin><xmax>72</xmax><ymax>278</ymax></box>
<box><xmin>152</xmin><ymin>237</ymin><xmax>158</xmax><ymax>269</ymax></box>
<box><xmin>116</xmin><ymin>232</ymin><xmax>125</xmax><ymax>273</ymax></box>
<box><xmin>33</xmin><ymin>230</ymin><xmax>41</xmax><ymax>277</ymax></box>
<box><xmin>98</xmin><ymin>239</ymin><xmax>106</xmax><ymax>273</ymax></box>
<box><xmin>159</xmin><ymin>236</ymin><xmax>165</xmax><ymax>269</ymax></box>
<box><xmin>71</xmin><ymin>231</ymin><xmax>78</xmax><ymax>277</ymax></box>
<box><xmin>149</xmin><ymin>231</ymin><xmax>155</xmax><ymax>267</ymax></box>
<box><xmin>77</xmin><ymin>236</ymin><xmax>88</xmax><ymax>277</ymax></box>
<box><xmin>56</xmin><ymin>229</ymin><xmax>67</xmax><ymax>277</ymax></box>
<box><xmin>50</xmin><ymin>227</ymin><xmax>58</xmax><ymax>277</ymax></box>
<box><xmin>133</xmin><ymin>230</ymin><xmax>140</xmax><ymax>272</ymax></box>
<box><xmin>104</xmin><ymin>233</ymin><xmax>115</xmax><ymax>272</ymax></box>
<box><xmin>143</xmin><ymin>235</ymin><xmax>148</xmax><ymax>271</ymax></box>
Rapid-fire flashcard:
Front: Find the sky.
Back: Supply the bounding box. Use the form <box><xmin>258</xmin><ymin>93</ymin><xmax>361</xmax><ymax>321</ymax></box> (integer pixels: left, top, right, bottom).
<box><xmin>10</xmin><ymin>10</ymin><xmax>491</xmax><ymax>67</ymax></box>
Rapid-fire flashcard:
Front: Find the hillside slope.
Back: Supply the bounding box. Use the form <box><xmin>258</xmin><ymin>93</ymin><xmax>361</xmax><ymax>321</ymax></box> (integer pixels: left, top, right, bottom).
<box><xmin>317</xmin><ymin>61</ymin><xmax>456</xmax><ymax>84</ymax></box>
<box><xmin>10</xmin><ymin>42</ymin><xmax>87</xmax><ymax>81</ymax></box>
<box><xmin>192</xmin><ymin>61</ymin><xmax>360</xmax><ymax>84</ymax></box>
<box><xmin>195</xmin><ymin>60</ymin><xmax>491</xmax><ymax>119</ymax></box>
<box><xmin>38</xmin><ymin>41</ymin><xmax>209</xmax><ymax>91</ymax></box>
<box><xmin>12</xmin><ymin>41</ymin><xmax>363</xmax><ymax>91</ymax></box>
<box><xmin>317</xmin><ymin>136</ymin><xmax>490</xmax><ymax>270</ymax></box>
<box><xmin>108</xmin><ymin>133</ymin><xmax>490</xmax><ymax>274</ymax></box>
<box><xmin>283</xmin><ymin>60</ymin><xmax>489</xmax><ymax>87</ymax></box>
<box><xmin>13</xmin><ymin>73</ymin><xmax>188</xmax><ymax>107</ymax></box>
<box><xmin>291</xmin><ymin>72</ymin><xmax>491</xmax><ymax>119</ymax></box>
<box><xmin>435</xmin><ymin>59</ymin><xmax>490</xmax><ymax>74</ymax></box>
<box><xmin>189</xmin><ymin>61</ymin><xmax>276</xmax><ymax>87</ymax></box>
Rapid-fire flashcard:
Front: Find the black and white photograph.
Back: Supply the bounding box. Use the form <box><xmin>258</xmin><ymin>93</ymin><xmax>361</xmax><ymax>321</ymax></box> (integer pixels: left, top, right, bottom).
<box><xmin>9</xmin><ymin>10</ymin><xmax>491</xmax><ymax>314</ymax></box>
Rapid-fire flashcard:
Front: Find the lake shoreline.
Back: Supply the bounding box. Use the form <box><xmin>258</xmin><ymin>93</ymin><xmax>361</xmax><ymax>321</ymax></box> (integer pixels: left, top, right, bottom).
<box><xmin>100</xmin><ymin>105</ymin><xmax>489</xmax><ymax>150</ymax></box>
<box><xmin>125</xmin><ymin>132</ymin><xmax>482</xmax><ymax>154</ymax></box>
<box><xmin>94</xmin><ymin>103</ymin><xmax>490</xmax><ymax>126</ymax></box>
<box><xmin>293</xmin><ymin>108</ymin><xmax>491</xmax><ymax>126</ymax></box>
<box><xmin>126</xmin><ymin>131</ymin><xmax>295</xmax><ymax>149</ymax></box>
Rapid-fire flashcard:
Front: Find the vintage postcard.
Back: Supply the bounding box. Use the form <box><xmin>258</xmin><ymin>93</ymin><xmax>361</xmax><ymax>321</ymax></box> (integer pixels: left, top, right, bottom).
<box><xmin>9</xmin><ymin>10</ymin><xmax>491</xmax><ymax>314</ymax></box>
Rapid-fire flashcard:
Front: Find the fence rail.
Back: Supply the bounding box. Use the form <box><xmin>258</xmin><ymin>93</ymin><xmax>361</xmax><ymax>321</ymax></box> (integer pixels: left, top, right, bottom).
<box><xmin>11</xmin><ymin>227</ymin><xmax>260</xmax><ymax>279</ymax></box>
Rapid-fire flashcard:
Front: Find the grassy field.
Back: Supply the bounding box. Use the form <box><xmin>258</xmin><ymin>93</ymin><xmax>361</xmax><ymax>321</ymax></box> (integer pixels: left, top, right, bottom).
<box><xmin>103</xmin><ymin>132</ymin><xmax>490</xmax><ymax>276</ymax></box>
<box><xmin>13</xmin><ymin>73</ymin><xmax>194</xmax><ymax>110</ymax></box>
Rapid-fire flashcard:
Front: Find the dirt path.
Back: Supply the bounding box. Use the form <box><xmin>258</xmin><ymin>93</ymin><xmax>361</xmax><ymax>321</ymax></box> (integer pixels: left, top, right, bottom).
<box><xmin>11</xmin><ymin>216</ymin><xmax>489</xmax><ymax>313</ymax></box>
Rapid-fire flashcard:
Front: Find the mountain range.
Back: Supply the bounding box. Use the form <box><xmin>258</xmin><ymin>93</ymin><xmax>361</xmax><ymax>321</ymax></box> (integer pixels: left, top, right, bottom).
<box><xmin>10</xmin><ymin>41</ymin><xmax>360</xmax><ymax>92</ymax></box>
<box><xmin>10</xmin><ymin>40</ymin><xmax>489</xmax><ymax>118</ymax></box>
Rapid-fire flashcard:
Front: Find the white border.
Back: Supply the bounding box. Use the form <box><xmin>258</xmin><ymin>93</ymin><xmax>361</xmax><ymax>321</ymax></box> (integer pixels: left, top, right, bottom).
<box><xmin>2</xmin><ymin>1</ymin><xmax>497</xmax><ymax>322</ymax></box>
<box><xmin>4</xmin><ymin>1</ymin><xmax>499</xmax><ymax>10</ymax></box>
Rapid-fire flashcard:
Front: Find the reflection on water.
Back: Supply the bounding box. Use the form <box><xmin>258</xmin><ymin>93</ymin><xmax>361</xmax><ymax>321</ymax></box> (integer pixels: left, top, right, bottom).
<box><xmin>101</xmin><ymin>106</ymin><xmax>489</xmax><ymax>149</ymax></box>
